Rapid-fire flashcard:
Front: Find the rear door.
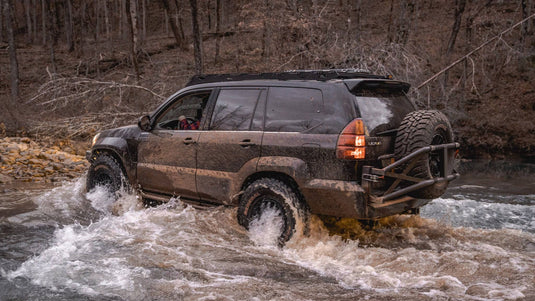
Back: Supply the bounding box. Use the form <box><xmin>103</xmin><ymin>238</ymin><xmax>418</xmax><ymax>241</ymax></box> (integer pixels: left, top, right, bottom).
<box><xmin>196</xmin><ymin>88</ymin><xmax>266</xmax><ymax>204</ymax></box>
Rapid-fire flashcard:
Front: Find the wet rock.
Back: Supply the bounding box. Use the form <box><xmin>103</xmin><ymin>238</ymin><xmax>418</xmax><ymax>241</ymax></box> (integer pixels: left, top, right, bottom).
<box><xmin>0</xmin><ymin>174</ymin><xmax>14</xmax><ymax>184</ymax></box>
<box><xmin>0</xmin><ymin>137</ymin><xmax>89</xmax><ymax>183</ymax></box>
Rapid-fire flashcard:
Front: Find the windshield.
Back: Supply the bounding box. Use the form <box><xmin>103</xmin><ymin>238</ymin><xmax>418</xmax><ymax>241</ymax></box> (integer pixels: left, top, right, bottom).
<box><xmin>353</xmin><ymin>89</ymin><xmax>415</xmax><ymax>135</ymax></box>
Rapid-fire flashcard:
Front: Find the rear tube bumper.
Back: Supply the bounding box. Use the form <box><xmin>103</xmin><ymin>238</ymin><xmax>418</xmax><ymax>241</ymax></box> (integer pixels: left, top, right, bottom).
<box><xmin>362</xmin><ymin>142</ymin><xmax>460</xmax><ymax>203</ymax></box>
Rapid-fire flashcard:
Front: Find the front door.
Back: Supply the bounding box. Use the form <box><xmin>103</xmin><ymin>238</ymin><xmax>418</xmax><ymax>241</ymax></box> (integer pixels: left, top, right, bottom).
<box><xmin>137</xmin><ymin>90</ymin><xmax>212</xmax><ymax>199</ymax></box>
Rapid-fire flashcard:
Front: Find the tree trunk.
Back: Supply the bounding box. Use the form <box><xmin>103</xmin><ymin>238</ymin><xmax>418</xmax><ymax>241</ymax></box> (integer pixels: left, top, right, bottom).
<box><xmin>0</xmin><ymin>0</ymin><xmax>3</xmax><ymax>42</ymax></box>
<box><xmin>3</xmin><ymin>0</ymin><xmax>19</xmax><ymax>102</ymax></box>
<box><xmin>190</xmin><ymin>0</ymin><xmax>203</xmax><ymax>74</ymax></box>
<box><xmin>261</xmin><ymin>0</ymin><xmax>270</xmax><ymax>58</ymax></box>
<box><xmin>32</xmin><ymin>0</ymin><xmax>37</xmax><ymax>42</ymax></box>
<box><xmin>41</xmin><ymin>0</ymin><xmax>46</xmax><ymax>45</ymax></box>
<box><xmin>395</xmin><ymin>0</ymin><xmax>416</xmax><ymax>45</ymax></box>
<box><xmin>521</xmin><ymin>0</ymin><xmax>528</xmax><ymax>50</ymax></box>
<box><xmin>443</xmin><ymin>0</ymin><xmax>467</xmax><ymax>91</ymax></box>
<box><xmin>104</xmin><ymin>0</ymin><xmax>111</xmax><ymax>51</ymax></box>
<box><xmin>387</xmin><ymin>0</ymin><xmax>394</xmax><ymax>43</ymax></box>
<box><xmin>215</xmin><ymin>0</ymin><xmax>222</xmax><ymax>63</ymax></box>
<box><xmin>25</xmin><ymin>0</ymin><xmax>32</xmax><ymax>43</ymax></box>
<box><xmin>126</xmin><ymin>0</ymin><xmax>141</xmax><ymax>81</ymax></box>
<box><xmin>355</xmin><ymin>0</ymin><xmax>362</xmax><ymax>42</ymax></box>
<box><xmin>44</xmin><ymin>0</ymin><xmax>57</xmax><ymax>75</ymax></box>
<box><xmin>160</xmin><ymin>0</ymin><xmax>185</xmax><ymax>49</ymax></box>
<box><xmin>446</xmin><ymin>0</ymin><xmax>466</xmax><ymax>55</ymax></box>
<box><xmin>142</xmin><ymin>0</ymin><xmax>146</xmax><ymax>40</ymax></box>
<box><xmin>65</xmin><ymin>0</ymin><xmax>74</xmax><ymax>52</ymax></box>
<box><xmin>174</xmin><ymin>0</ymin><xmax>185</xmax><ymax>41</ymax></box>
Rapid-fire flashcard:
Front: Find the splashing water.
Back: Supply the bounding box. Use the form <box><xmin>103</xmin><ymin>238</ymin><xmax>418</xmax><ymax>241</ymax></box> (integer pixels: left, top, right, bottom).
<box><xmin>248</xmin><ymin>206</ymin><xmax>284</xmax><ymax>247</ymax></box>
<box><xmin>0</xmin><ymin>171</ymin><xmax>534</xmax><ymax>300</ymax></box>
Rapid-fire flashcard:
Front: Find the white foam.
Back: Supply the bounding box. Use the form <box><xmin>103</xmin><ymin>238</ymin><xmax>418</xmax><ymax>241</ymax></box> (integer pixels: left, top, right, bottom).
<box><xmin>248</xmin><ymin>207</ymin><xmax>284</xmax><ymax>247</ymax></box>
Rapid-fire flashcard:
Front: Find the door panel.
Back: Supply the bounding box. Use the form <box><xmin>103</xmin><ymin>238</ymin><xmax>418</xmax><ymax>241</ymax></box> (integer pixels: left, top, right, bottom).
<box><xmin>137</xmin><ymin>130</ymin><xmax>200</xmax><ymax>199</ymax></box>
<box><xmin>196</xmin><ymin>131</ymin><xmax>262</xmax><ymax>204</ymax></box>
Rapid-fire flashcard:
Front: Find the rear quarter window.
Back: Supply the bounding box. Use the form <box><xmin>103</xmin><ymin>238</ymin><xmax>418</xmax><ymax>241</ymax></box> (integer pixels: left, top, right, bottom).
<box><xmin>265</xmin><ymin>87</ymin><xmax>323</xmax><ymax>133</ymax></box>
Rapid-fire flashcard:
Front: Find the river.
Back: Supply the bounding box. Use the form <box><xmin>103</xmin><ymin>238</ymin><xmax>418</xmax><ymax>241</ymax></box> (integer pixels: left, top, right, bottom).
<box><xmin>0</xmin><ymin>161</ymin><xmax>534</xmax><ymax>300</ymax></box>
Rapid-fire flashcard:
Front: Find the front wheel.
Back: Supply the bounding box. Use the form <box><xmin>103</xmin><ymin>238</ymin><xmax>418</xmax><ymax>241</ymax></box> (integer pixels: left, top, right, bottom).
<box><xmin>86</xmin><ymin>154</ymin><xmax>127</xmax><ymax>197</ymax></box>
<box><xmin>238</xmin><ymin>178</ymin><xmax>308</xmax><ymax>246</ymax></box>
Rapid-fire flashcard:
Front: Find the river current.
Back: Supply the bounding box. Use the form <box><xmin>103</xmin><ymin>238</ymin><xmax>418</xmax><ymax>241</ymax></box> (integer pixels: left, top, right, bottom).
<box><xmin>0</xmin><ymin>161</ymin><xmax>534</xmax><ymax>300</ymax></box>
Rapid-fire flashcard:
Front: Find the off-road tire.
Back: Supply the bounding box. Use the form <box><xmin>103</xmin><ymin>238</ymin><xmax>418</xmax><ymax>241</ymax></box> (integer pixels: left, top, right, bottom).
<box><xmin>394</xmin><ymin>110</ymin><xmax>454</xmax><ymax>199</ymax></box>
<box><xmin>86</xmin><ymin>155</ymin><xmax>127</xmax><ymax>197</ymax></box>
<box><xmin>238</xmin><ymin>178</ymin><xmax>309</xmax><ymax>246</ymax></box>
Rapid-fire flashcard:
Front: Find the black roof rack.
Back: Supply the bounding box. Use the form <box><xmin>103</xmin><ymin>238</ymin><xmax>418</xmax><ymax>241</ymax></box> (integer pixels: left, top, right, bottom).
<box><xmin>186</xmin><ymin>69</ymin><xmax>391</xmax><ymax>86</ymax></box>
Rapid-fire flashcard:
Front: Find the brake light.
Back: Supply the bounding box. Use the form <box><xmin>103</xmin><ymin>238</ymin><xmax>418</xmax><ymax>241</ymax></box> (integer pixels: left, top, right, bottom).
<box><xmin>336</xmin><ymin>118</ymin><xmax>366</xmax><ymax>160</ymax></box>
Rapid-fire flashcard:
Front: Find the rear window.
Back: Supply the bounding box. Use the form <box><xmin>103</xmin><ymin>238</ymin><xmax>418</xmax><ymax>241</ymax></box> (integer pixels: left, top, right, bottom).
<box><xmin>353</xmin><ymin>89</ymin><xmax>415</xmax><ymax>135</ymax></box>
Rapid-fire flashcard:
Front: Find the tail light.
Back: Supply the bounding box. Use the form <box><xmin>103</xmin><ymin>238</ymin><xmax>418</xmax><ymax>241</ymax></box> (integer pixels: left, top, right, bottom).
<box><xmin>336</xmin><ymin>118</ymin><xmax>366</xmax><ymax>160</ymax></box>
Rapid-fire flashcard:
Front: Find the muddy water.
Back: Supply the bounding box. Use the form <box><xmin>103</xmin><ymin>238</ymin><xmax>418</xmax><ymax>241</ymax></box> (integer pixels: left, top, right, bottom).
<box><xmin>1</xmin><ymin>162</ymin><xmax>534</xmax><ymax>300</ymax></box>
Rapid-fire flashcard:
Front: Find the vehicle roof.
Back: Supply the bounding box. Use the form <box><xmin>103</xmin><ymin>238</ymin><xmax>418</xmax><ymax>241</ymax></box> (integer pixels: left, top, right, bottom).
<box><xmin>186</xmin><ymin>70</ymin><xmax>391</xmax><ymax>86</ymax></box>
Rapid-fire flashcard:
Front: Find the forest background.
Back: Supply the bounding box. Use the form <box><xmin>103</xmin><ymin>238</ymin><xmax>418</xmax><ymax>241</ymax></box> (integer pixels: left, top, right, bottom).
<box><xmin>0</xmin><ymin>0</ymin><xmax>534</xmax><ymax>161</ymax></box>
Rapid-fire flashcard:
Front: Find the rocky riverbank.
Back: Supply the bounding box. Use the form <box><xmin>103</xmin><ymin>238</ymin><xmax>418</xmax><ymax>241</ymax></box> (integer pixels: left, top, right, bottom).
<box><xmin>0</xmin><ymin>137</ymin><xmax>89</xmax><ymax>184</ymax></box>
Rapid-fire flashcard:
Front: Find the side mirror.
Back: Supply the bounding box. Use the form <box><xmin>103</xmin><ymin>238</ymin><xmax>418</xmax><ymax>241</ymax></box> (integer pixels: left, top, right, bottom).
<box><xmin>138</xmin><ymin>115</ymin><xmax>152</xmax><ymax>131</ymax></box>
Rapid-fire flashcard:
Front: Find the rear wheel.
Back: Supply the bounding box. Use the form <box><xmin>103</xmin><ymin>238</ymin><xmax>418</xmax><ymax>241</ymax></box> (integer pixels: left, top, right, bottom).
<box><xmin>238</xmin><ymin>178</ymin><xmax>308</xmax><ymax>246</ymax></box>
<box><xmin>86</xmin><ymin>154</ymin><xmax>127</xmax><ymax>197</ymax></box>
<box><xmin>394</xmin><ymin>110</ymin><xmax>454</xmax><ymax>199</ymax></box>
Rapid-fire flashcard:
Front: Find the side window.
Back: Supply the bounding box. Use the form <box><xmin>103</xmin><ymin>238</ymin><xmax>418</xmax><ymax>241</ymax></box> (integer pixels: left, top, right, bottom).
<box><xmin>265</xmin><ymin>87</ymin><xmax>323</xmax><ymax>132</ymax></box>
<box><xmin>210</xmin><ymin>89</ymin><xmax>262</xmax><ymax>130</ymax></box>
<box><xmin>155</xmin><ymin>91</ymin><xmax>211</xmax><ymax>130</ymax></box>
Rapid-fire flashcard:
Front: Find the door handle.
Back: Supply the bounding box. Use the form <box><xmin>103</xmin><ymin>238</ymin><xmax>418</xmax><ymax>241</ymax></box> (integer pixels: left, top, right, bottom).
<box><xmin>239</xmin><ymin>139</ymin><xmax>255</xmax><ymax>148</ymax></box>
<box><xmin>183</xmin><ymin>137</ymin><xmax>196</xmax><ymax>145</ymax></box>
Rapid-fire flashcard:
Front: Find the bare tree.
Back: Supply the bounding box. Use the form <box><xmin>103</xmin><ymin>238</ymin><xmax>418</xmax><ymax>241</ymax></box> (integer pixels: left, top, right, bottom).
<box><xmin>355</xmin><ymin>0</ymin><xmax>362</xmax><ymax>42</ymax></box>
<box><xmin>443</xmin><ymin>0</ymin><xmax>467</xmax><ymax>91</ymax></box>
<box><xmin>126</xmin><ymin>0</ymin><xmax>141</xmax><ymax>81</ymax></box>
<box><xmin>173</xmin><ymin>0</ymin><xmax>185</xmax><ymax>42</ymax></box>
<box><xmin>65</xmin><ymin>0</ymin><xmax>74</xmax><ymax>52</ymax></box>
<box><xmin>0</xmin><ymin>0</ymin><xmax>3</xmax><ymax>42</ymax></box>
<box><xmin>521</xmin><ymin>0</ymin><xmax>530</xmax><ymax>50</ymax></box>
<box><xmin>41</xmin><ymin>0</ymin><xmax>46</xmax><ymax>45</ymax></box>
<box><xmin>24</xmin><ymin>0</ymin><xmax>32</xmax><ymax>43</ymax></box>
<box><xmin>215</xmin><ymin>0</ymin><xmax>222</xmax><ymax>63</ymax></box>
<box><xmin>142</xmin><ymin>0</ymin><xmax>147</xmax><ymax>40</ymax></box>
<box><xmin>446</xmin><ymin>0</ymin><xmax>466</xmax><ymax>56</ymax></box>
<box><xmin>395</xmin><ymin>0</ymin><xmax>416</xmax><ymax>45</ymax></box>
<box><xmin>3</xmin><ymin>0</ymin><xmax>19</xmax><ymax>101</ymax></box>
<box><xmin>190</xmin><ymin>0</ymin><xmax>203</xmax><ymax>74</ymax></box>
<box><xmin>159</xmin><ymin>0</ymin><xmax>186</xmax><ymax>49</ymax></box>
<box><xmin>261</xmin><ymin>0</ymin><xmax>270</xmax><ymax>58</ymax></box>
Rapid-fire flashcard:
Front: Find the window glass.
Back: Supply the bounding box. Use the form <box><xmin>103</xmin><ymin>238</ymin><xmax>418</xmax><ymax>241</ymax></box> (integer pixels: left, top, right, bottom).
<box><xmin>251</xmin><ymin>90</ymin><xmax>266</xmax><ymax>131</ymax></box>
<box><xmin>354</xmin><ymin>89</ymin><xmax>415</xmax><ymax>135</ymax></box>
<box><xmin>210</xmin><ymin>89</ymin><xmax>261</xmax><ymax>130</ymax></box>
<box><xmin>156</xmin><ymin>92</ymin><xmax>211</xmax><ymax>130</ymax></box>
<box><xmin>265</xmin><ymin>87</ymin><xmax>323</xmax><ymax>132</ymax></box>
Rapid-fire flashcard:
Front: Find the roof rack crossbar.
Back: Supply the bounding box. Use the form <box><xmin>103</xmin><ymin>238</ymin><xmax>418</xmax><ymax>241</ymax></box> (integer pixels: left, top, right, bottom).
<box><xmin>186</xmin><ymin>69</ymin><xmax>391</xmax><ymax>86</ymax></box>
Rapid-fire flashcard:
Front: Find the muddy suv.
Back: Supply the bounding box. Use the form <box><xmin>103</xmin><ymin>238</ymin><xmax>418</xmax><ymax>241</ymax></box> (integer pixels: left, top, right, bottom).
<box><xmin>87</xmin><ymin>70</ymin><xmax>459</xmax><ymax>243</ymax></box>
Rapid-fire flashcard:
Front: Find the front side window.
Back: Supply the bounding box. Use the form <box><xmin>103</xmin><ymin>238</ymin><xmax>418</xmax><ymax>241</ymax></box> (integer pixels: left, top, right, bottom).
<box><xmin>265</xmin><ymin>87</ymin><xmax>323</xmax><ymax>132</ymax></box>
<box><xmin>210</xmin><ymin>89</ymin><xmax>263</xmax><ymax>131</ymax></box>
<box><xmin>155</xmin><ymin>91</ymin><xmax>211</xmax><ymax>130</ymax></box>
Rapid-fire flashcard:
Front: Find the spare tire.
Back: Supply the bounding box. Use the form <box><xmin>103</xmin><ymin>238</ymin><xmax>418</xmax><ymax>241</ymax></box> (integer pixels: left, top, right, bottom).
<box><xmin>394</xmin><ymin>110</ymin><xmax>454</xmax><ymax>199</ymax></box>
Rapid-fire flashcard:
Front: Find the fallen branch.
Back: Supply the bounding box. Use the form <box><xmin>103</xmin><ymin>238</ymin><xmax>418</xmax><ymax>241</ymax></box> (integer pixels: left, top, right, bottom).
<box><xmin>416</xmin><ymin>12</ymin><xmax>535</xmax><ymax>90</ymax></box>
